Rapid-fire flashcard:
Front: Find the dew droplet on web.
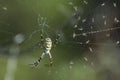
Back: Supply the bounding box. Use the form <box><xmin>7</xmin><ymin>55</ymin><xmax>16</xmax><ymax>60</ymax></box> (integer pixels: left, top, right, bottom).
<box><xmin>77</xmin><ymin>42</ymin><xmax>83</xmax><ymax>45</ymax></box>
<box><xmin>73</xmin><ymin>6</ymin><xmax>78</xmax><ymax>11</ymax></box>
<box><xmin>91</xmin><ymin>62</ymin><xmax>94</xmax><ymax>66</ymax></box>
<box><xmin>69</xmin><ymin>61</ymin><xmax>74</xmax><ymax>69</ymax></box>
<box><xmin>86</xmin><ymin>40</ymin><xmax>90</xmax><ymax>44</ymax></box>
<box><xmin>68</xmin><ymin>2</ymin><xmax>74</xmax><ymax>6</ymax></box>
<box><xmin>82</xmin><ymin>18</ymin><xmax>86</xmax><ymax>23</ymax></box>
<box><xmin>78</xmin><ymin>27</ymin><xmax>83</xmax><ymax>31</ymax></box>
<box><xmin>89</xmin><ymin>47</ymin><xmax>93</xmax><ymax>52</ymax></box>
<box><xmin>74</xmin><ymin>24</ymin><xmax>78</xmax><ymax>28</ymax></box>
<box><xmin>114</xmin><ymin>17</ymin><xmax>120</xmax><ymax>23</ymax></box>
<box><xmin>83</xmin><ymin>0</ymin><xmax>88</xmax><ymax>5</ymax></box>
<box><xmin>73</xmin><ymin>32</ymin><xmax>76</xmax><ymax>38</ymax></box>
<box><xmin>106</xmin><ymin>33</ymin><xmax>110</xmax><ymax>37</ymax></box>
<box><xmin>82</xmin><ymin>33</ymin><xmax>87</xmax><ymax>36</ymax></box>
<box><xmin>2</xmin><ymin>6</ymin><xmax>7</xmax><ymax>11</ymax></box>
<box><xmin>90</xmin><ymin>26</ymin><xmax>93</xmax><ymax>29</ymax></box>
<box><xmin>79</xmin><ymin>42</ymin><xmax>83</xmax><ymax>45</ymax></box>
<box><xmin>104</xmin><ymin>20</ymin><xmax>107</xmax><ymax>25</ymax></box>
<box><xmin>116</xmin><ymin>41</ymin><xmax>120</xmax><ymax>45</ymax></box>
<box><xmin>113</xmin><ymin>2</ymin><xmax>117</xmax><ymax>8</ymax></box>
<box><xmin>73</xmin><ymin>13</ymin><xmax>76</xmax><ymax>16</ymax></box>
<box><xmin>102</xmin><ymin>15</ymin><xmax>106</xmax><ymax>19</ymax></box>
<box><xmin>101</xmin><ymin>3</ymin><xmax>105</xmax><ymax>6</ymax></box>
<box><xmin>78</xmin><ymin>16</ymin><xmax>81</xmax><ymax>20</ymax></box>
<box><xmin>84</xmin><ymin>57</ymin><xmax>88</xmax><ymax>61</ymax></box>
<box><xmin>69</xmin><ymin>61</ymin><xmax>74</xmax><ymax>65</ymax></box>
<box><xmin>69</xmin><ymin>65</ymin><xmax>72</xmax><ymax>69</ymax></box>
<box><xmin>69</xmin><ymin>65</ymin><xmax>73</xmax><ymax>69</ymax></box>
<box><xmin>92</xmin><ymin>18</ymin><xmax>95</xmax><ymax>23</ymax></box>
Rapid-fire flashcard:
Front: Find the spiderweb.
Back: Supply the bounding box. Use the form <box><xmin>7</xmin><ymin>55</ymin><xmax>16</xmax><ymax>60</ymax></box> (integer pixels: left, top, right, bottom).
<box><xmin>68</xmin><ymin>0</ymin><xmax>120</xmax><ymax>50</ymax></box>
<box><xmin>29</xmin><ymin>14</ymin><xmax>49</xmax><ymax>39</ymax></box>
<box><xmin>0</xmin><ymin>0</ymin><xmax>120</xmax><ymax>80</ymax></box>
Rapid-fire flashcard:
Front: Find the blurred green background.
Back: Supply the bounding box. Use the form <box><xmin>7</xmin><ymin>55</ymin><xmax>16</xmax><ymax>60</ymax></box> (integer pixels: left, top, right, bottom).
<box><xmin>0</xmin><ymin>0</ymin><xmax>120</xmax><ymax>80</ymax></box>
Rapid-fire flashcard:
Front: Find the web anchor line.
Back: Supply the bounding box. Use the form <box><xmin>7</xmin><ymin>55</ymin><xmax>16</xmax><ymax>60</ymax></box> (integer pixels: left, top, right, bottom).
<box><xmin>72</xmin><ymin>42</ymin><xmax>119</xmax><ymax>46</ymax></box>
<box><xmin>74</xmin><ymin>27</ymin><xmax>120</xmax><ymax>37</ymax></box>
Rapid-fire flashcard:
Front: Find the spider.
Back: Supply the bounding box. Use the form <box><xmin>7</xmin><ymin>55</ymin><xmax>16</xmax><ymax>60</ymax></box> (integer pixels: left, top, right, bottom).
<box><xmin>30</xmin><ymin>33</ymin><xmax>60</xmax><ymax>67</ymax></box>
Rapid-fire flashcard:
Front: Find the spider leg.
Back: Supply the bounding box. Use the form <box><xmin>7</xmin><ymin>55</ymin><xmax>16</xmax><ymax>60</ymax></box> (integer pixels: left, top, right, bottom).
<box><xmin>48</xmin><ymin>52</ymin><xmax>53</xmax><ymax>66</ymax></box>
<box><xmin>53</xmin><ymin>33</ymin><xmax>61</xmax><ymax>47</ymax></box>
<box><xmin>29</xmin><ymin>53</ymin><xmax>45</xmax><ymax>67</ymax></box>
<box><xmin>29</xmin><ymin>61</ymin><xmax>39</xmax><ymax>68</ymax></box>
